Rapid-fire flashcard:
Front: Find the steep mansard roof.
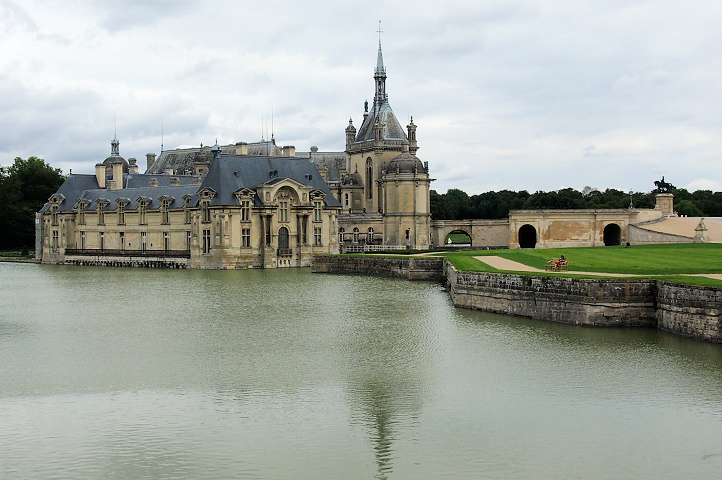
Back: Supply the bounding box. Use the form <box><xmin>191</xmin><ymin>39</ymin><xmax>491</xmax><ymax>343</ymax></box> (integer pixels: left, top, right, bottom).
<box><xmin>201</xmin><ymin>155</ymin><xmax>341</xmax><ymax>208</ymax></box>
<box><xmin>43</xmin><ymin>155</ymin><xmax>340</xmax><ymax>212</ymax></box>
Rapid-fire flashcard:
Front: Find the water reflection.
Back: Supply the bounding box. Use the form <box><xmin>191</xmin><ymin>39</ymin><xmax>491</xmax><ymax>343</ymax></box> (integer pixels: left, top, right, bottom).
<box><xmin>2</xmin><ymin>263</ymin><xmax>722</xmax><ymax>479</ymax></box>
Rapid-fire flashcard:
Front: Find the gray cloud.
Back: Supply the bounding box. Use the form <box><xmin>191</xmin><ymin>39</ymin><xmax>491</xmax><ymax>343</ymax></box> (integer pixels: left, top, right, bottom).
<box><xmin>1</xmin><ymin>0</ymin><xmax>721</xmax><ymax>195</ymax></box>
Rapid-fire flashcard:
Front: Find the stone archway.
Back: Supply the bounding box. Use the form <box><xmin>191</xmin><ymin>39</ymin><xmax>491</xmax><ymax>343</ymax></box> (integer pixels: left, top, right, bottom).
<box><xmin>518</xmin><ymin>224</ymin><xmax>537</xmax><ymax>249</ymax></box>
<box><xmin>444</xmin><ymin>229</ymin><xmax>472</xmax><ymax>246</ymax></box>
<box><xmin>603</xmin><ymin>223</ymin><xmax>622</xmax><ymax>246</ymax></box>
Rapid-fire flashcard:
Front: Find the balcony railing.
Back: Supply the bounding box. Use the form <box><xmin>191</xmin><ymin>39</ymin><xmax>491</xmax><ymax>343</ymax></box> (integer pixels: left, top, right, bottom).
<box><xmin>65</xmin><ymin>248</ymin><xmax>191</xmax><ymax>258</ymax></box>
<box><xmin>277</xmin><ymin>248</ymin><xmax>293</xmax><ymax>256</ymax></box>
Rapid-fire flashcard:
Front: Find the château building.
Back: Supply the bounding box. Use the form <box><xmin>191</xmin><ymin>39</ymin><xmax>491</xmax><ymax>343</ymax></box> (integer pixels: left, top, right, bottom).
<box><xmin>38</xmin><ymin>40</ymin><xmax>433</xmax><ymax>268</ymax></box>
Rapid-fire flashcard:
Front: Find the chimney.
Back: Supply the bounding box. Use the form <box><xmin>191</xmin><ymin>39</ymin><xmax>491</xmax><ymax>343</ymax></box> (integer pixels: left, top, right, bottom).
<box><xmin>170</xmin><ymin>177</ymin><xmax>180</xmax><ymax>186</ymax></box>
<box><xmin>282</xmin><ymin>146</ymin><xmax>295</xmax><ymax>157</ymax></box>
<box><xmin>128</xmin><ymin>157</ymin><xmax>139</xmax><ymax>174</ymax></box>
<box><xmin>235</xmin><ymin>142</ymin><xmax>248</xmax><ymax>155</ymax></box>
<box><xmin>193</xmin><ymin>175</ymin><xmax>203</xmax><ymax>185</ymax></box>
<box><xmin>111</xmin><ymin>160</ymin><xmax>124</xmax><ymax>190</ymax></box>
<box><xmin>95</xmin><ymin>164</ymin><xmax>106</xmax><ymax>188</ymax></box>
<box><xmin>310</xmin><ymin>146</ymin><xmax>319</xmax><ymax>153</ymax></box>
<box><xmin>146</xmin><ymin>153</ymin><xmax>156</xmax><ymax>171</ymax></box>
<box><xmin>149</xmin><ymin>178</ymin><xmax>158</xmax><ymax>187</ymax></box>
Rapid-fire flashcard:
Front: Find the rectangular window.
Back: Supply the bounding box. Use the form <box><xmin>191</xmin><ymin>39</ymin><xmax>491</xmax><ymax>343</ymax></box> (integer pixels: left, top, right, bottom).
<box><xmin>163</xmin><ymin>232</ymin><xmax>169</xmax><ymax>251</ymax></box>
<box><xmin>117</xmin><ymin>204</ymin><xmax>125</xmax><ymax>225</ymax></box>
<box><xmin>313</xmin><ymin>201</ymin><xmax>322</xmax><ymax>222</ymax></box>
<box><xmin>279</xmin><ymin>201</ymin><xmax>288</xmax><ymax>222</ymax></box>
<box><xmin>51</xmin><ymin>231</ymin><xmax>59</xmax><ymax>252</ymax></box>
<box><xmin>314</xmin><ymin>227</ymin><xmax>322</xmax><ymax>246</ymax></box>
<box><xmin>201</xmin><ymin>202</ymin><xmax>210</xmax><ymax>223</ymax></box>
<box><xmin>80</xmin><ymin>231</ymin><xmax>86</xmax><ymax>250</ymax></box>
<box><xmin>241</xmin><ymin>228</ymin><xmax>251</xmax><ymax>248</ymax></box>
<box><xmin>202</xmin><ymin>229</ymin><xmax>211</xmax><ymax>253</ymax></box>
<box><xmin>51</xmin><ymin>206</ymin><xmax>58</xmax><ymax>226</ymax></box>
<box><xmin>186</xmin><ymin>231</ymin><xmax>192</xmax><ymax>250</ymax></box>
<box><xmin>241</xmin><ymin>200</ymin><xmax>250</xmax><ymax>222</ymax></box>
<box><xmin>119</xmin><ymin>232</ymin><xmax>125</xmax><ymax>252</ymax></box>
<box><xmin>99</xmin><ymin>232</ymin><xmax>105</xmax><ymax>250</ymax></box>
<box><xmin>141</xmin><ymin>232</ymin><xmax>147</xmax><ymax>252</ymax></box>
<box><xmin>97</xmin><ymin>206</ymin><xmax>105</xmax><ymax>225</ymax></box>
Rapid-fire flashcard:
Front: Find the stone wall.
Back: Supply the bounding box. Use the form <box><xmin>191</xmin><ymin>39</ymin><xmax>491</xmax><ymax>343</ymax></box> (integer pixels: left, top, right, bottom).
<box><xmin>444</xmin><ymin>262</ymin><xmax>722</xmax><ymax>342</ymax></box>
<box><xmin>446</xmin><ymin>264</ymin><xmax>657</xmax><ymax>327</ymax></box>
<box><xmin>657</xmin><ymin>282</ymin><xmax>722</xmax><ymax>342</ymax></box>
<box><xmin>628</xmin><ymin>225</ymin><xmax>693</xmax><ymax>245</ymax></box>
<box><xmin>312</xmin><ymin>255</ymin><xmax>444</xmax><ymax>280</ymax></box>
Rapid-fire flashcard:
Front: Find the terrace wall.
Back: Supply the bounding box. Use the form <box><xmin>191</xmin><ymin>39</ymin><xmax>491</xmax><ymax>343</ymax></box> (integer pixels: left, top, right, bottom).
<box><xmin>312</xmin><ymin>255</ymin><xmax>445</xmax><ymax>281</ymax></box>
<box><xmin>444</xmin><ymin>262</ymin><xmax>722</xmax><ymax>343</ymax></box>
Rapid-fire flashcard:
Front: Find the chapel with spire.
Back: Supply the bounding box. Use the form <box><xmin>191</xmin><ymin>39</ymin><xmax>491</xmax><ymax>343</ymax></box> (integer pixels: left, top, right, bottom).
<box><xmin>337</xmin><ymin>34</ymin><xmax>432</xmax><ymax>249</ymax></box>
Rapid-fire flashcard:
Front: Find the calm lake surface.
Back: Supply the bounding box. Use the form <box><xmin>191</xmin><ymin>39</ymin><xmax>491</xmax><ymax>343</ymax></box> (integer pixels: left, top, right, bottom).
<box><xmin>2</xmin><ymin>262</ymin><xmax>722</xmax><ymax>479</ymax></box>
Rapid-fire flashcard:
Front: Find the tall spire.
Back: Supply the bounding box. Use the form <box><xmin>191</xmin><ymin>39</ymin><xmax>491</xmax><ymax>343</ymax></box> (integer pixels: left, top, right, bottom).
<box><xmin>374</xmin><ymin>21</ymin><xmax>388</xmax><ymax>108</ymax></box>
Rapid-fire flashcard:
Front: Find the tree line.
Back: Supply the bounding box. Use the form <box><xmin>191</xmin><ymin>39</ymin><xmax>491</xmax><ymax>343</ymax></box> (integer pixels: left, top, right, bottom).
<box><xmin>0</xmin><ymin>157</ymin><xmax>66</xmax><ymax>251</ymax></box>
<box><xmin>430</xmin><ymin>186</ymin><xmax>722</xmax><ymax>220</ymax></box>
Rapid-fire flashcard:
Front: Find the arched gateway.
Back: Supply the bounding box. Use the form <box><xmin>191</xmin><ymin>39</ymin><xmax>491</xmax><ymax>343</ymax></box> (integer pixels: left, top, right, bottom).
<box><xmin>603</xmin><ymin>224</ymin><xmax>622</xmax><ymax>246</ymax></box>
<box><xmin>518</xmin><ymin>224</ymin><xmax>537</xmax><ymax>248</ymax></box>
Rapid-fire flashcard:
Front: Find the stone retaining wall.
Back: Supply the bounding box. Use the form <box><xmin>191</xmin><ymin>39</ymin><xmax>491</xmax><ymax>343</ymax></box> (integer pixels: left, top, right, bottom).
<box><xmin>445</xmin><ymin>262</ymin><xmax>722</xmax><ymax>342</ymax></box>
<box><xmin>656</xmin><ymin>282</ymin><xmax>722</xmax><ymax>342</ymax></box>
<box><xmin>446</xmin><ymin>264</ymin><xmax>657</xmax><ymax>327</ymax></box>
<box><xmin>312</xmin><ymin>255</ymin><xmax>445</xmax><ymax>281</ymax></box>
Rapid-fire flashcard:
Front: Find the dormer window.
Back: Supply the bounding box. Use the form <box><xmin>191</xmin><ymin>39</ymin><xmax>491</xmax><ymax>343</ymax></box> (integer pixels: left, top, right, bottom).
<box><xmin>161</xmin><ymin>198</ymin><xmax>171</xmax><ymax>225</ymax></box>
<box><xmin>51</xmin><ymin>205</ymin><xmax>59</xmax><ymax>226</ymax></box>
<box><xmin>183</xmin><ymin>197</ymin><xmax>192</xmax><ymax>224</ymax></box>
<box><xmin>313</xmin><ymin>200</ymin><xmax>322</xmax><ymax>222</ymax></box>
<box><xmin>97</xmin><ymin>202</ymin><xmax>107</xmax><ymax>225</ymax></box>
<box><xmin>241</xmin><ymin>199</ymin><xmax>251</xmax><ymax>222</ymax></box>
<box><xmin>138</xmin><ymin>200</ymin><xmax>148</xmax><ymax>225</ymax></box>
<box><xmin>117</xmin><ymin>203</ymin><xmax>125</xmax><ymax>225</ymax></box>
<box><xmin>201</xmin><ymin>200</ymin><xmax>210</xmax><ymax>223</ymax></box>
<box><xmin>76</xmin><ymin>203</ymin><xmax>86</xmax><ymax>225</ymax></box>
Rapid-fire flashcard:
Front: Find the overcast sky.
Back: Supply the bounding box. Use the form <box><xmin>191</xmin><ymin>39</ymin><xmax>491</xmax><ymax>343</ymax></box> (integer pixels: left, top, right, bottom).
<box><xmin>2</xmin><ymin>0</ymin><xmax>721</xmax><ymax>195</ymax></box>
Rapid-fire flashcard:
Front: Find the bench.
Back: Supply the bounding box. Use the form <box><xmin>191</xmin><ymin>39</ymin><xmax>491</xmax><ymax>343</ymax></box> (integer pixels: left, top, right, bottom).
<box><xmin>545</xmin><ymin>258</ymin><xmax>569</xmax><ymax>271</ymax></box>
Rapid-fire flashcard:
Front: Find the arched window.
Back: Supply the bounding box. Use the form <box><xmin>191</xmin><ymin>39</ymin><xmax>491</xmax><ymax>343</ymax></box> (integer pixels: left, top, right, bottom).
<box><xmin>338</xmin><ymin>227</ymin><xmax>345</xmax><ymax>243</ymax></box>
<box><xmin>278</xmin><ymin>227</ymin><xmax>289</xmax><ymax>250</ymax></box>
<box><xmin>367</xmin><ymin>227</ymin><xmax>374</xmax><ymax>244</ymax></box>
<box><xmin>353</xmin><ymin>227</ymin><xmax>360</xmax><ymax>243</ymax></box>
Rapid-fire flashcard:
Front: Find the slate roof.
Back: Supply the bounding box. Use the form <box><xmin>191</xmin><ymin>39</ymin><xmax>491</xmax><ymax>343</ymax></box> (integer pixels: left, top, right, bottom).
<box><xmin>355</xmin><ymin>102</ymin><xmax>407</xmax><ymax>143</ymax></box>
<box><xmin>305</xmin><ymin>151</ymin><xmax>347</xmax><ymax>183</ymax></box>
<box><xmin>43</xmin><ymin>154</ymin><xmax>341</xmax><ymax>213</ymax></box>
<box><xmin>147</xmin><ymin>141</ymin><xmax>284</xmax><ymax>174</ymax></box>
<box><xmin>200</xmin><ymin>155</ymin><xmax>341</xmax><ymax>208</ymax></box>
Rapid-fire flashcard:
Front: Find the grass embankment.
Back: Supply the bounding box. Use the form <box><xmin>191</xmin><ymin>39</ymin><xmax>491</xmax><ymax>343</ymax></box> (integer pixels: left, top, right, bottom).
<box><xmin>440</xmin><ymin>244</ymin><xmax>722</xmax><ymax>287</ymax></box>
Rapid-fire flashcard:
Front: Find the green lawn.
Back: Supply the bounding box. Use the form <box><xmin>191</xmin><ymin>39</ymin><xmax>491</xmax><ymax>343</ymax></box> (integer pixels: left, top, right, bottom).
<box><xmin>438</xmin><ymin>244</ymin><xmax>722</xmax><ymax>286</ymax></box>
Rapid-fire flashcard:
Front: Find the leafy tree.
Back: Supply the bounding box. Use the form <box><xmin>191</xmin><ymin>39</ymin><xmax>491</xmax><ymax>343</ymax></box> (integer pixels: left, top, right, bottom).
<box><xmin>0</xmin><ymin>157</ymin><xmax>65</xmax><ymax>250</ymax></box>
<box><xmin>675</xmin><ymin>199</ymin><xmax>704</xmax><ymax>217</ymax></box>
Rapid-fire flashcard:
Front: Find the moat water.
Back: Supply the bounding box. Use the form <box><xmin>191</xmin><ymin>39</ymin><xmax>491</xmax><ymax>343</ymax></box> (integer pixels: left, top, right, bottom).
<box><xmin>2</xmin><ymin>262</ymin><xmax>722</xmax><ymax>479</ymax></box>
